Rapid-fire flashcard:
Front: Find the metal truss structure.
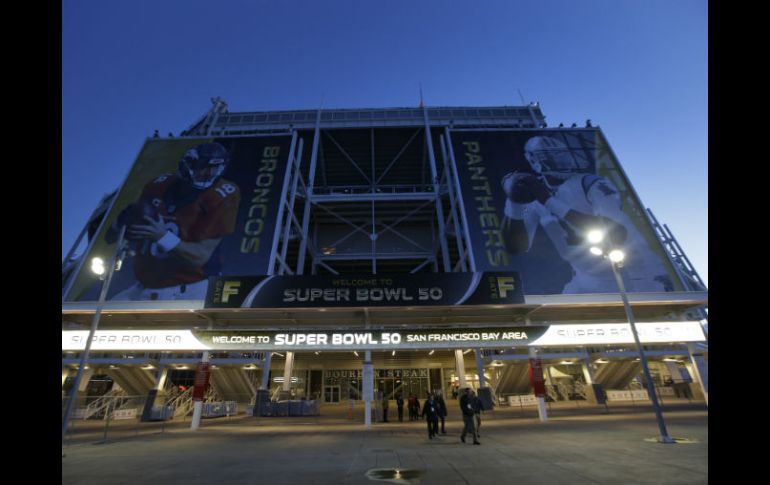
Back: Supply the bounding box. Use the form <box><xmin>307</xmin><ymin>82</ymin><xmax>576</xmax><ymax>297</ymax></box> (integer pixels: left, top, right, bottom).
<box><xmin>63</xmin><ymin>98</ymin><xmax>706</xmax><ymax>297</ymax></box>
<box><xmin>177</xmin><ymin>99</ymin><xmax>548</xmax><ymax>278</ymax></box>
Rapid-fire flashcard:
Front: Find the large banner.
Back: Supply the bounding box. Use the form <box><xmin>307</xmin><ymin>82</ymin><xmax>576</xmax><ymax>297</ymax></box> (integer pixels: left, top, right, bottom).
<box><xmin>205</xmin><ymin>272</ymin><xmax>524</xmax><ymax>308</ymax></box>
<box><xmin>65</xmin><ymin>135</ymin><xmax>293</xmax><ymax>302</ymax></box>
<box><xmin>449</xmin><ymin>129</ymin><xmax>682</xmax><ymax>295</ymax></box>
<box><xmin>61</xmin><ymin>321</ymin><xmax>707</xmax><ymax>351</ymax></box>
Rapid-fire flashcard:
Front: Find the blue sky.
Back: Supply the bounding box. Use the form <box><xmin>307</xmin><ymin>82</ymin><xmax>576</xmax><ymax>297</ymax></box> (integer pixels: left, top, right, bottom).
<box><xmin>62</xmin><ymin>0</ymin><xmax>707</xmax><ymax>285</ymax></box>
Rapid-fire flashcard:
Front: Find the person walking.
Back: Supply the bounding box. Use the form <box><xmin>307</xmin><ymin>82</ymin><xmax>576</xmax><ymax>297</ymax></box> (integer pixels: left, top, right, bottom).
<box><xmin>396</xmin><ymin>394</ymin><xmax>405</xmax><ymax>422</ymax></box>
<box><xmin>459</xmin><ymin>388</ymin><xmax>480</xmax><ymax>445</ymax></box>
<box><xmin>407</xmin><ymin>394</ymin><xmax>415</xmax><ymax>421</ymax></box>
<box><xmin>421</xmin><ymin>393</ymin><xmax>440</xmax><ymax>439</ymax></box>
<box><xmin>381</xmin><ymin>392</ymin><xmax>389</xmax><ymax>423</ymax></box>
<box><xmin>408</xmin><ymin>394</ymin><xmax>420</xmax><ymax>422</ymax></box>
<box><xmin>435</xmin><ymin>390</ymin><xmax>448</xmax><ymax>435</ymax></box>
<box><xmin>471</xmin><ymin>389</ymin><xmax>483</xmax><ymax>437</ymax></box>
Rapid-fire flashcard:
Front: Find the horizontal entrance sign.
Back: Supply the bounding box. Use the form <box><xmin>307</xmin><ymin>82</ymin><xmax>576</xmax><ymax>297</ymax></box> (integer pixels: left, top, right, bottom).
<box><xmin>62</xmin><ymin>321</ymin><xmax>705</xmax><ymax>351</ymax></box>
<box><xmin>205</xmin><ymin>272</ymin><xmax>524</xmax><ymax>308</ymax></box>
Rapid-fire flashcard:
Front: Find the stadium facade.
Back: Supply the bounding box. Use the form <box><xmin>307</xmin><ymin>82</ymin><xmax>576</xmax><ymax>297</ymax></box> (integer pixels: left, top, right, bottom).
<box><xmin>62</xmin><ymin>98</ymin><xmax>708</xmax><ymax>425</ymax></box>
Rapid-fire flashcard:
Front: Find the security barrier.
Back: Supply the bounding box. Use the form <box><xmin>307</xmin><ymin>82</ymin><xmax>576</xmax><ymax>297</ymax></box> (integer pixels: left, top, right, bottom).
<box><xmin>202</xmin><ymin>401</ymin><xmax>237</xmax><ymax>418</ymax></box>
<box><xmin>250</xmin><ymin>399</ymin><xmax>320</xmax><ymax>417</ymax></box>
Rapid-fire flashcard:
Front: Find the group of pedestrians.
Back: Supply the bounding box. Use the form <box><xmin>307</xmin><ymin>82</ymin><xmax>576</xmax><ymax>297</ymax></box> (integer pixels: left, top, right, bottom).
<box><xmin>420</xmin><ymin>391</ymin><xmax>448</xmax><ymax>439</ymax></box>
<box><xmin>385</xmin><ymin>388</ymin><xmax>484</xmax><ymax>444</ymax></box>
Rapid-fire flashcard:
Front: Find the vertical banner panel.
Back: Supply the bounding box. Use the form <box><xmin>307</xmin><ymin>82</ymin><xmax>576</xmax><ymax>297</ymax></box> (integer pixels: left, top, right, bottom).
<box><xmin>66</xmin><ymin>135</ymin><xmax>292</xmax><ymax>302</ymax></box>
<box><xmin>450</xmin><ymin>129</ymin><xmax>681</xmax><ymax>295</ymax></box>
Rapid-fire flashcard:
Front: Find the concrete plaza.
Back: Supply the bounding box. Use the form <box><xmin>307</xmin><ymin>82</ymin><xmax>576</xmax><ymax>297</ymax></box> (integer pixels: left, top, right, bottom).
<box><xmin>62</xmin><ymin>400</ymin><xmax>708</xmax><ymax>484</ymax></box>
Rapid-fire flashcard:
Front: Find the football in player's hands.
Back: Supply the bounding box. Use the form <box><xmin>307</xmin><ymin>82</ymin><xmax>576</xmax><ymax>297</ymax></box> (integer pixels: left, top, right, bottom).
<box><xmin>502</xmin><ymin>172</ymin><xmax>552</xmax><ymax>204</ymax></box>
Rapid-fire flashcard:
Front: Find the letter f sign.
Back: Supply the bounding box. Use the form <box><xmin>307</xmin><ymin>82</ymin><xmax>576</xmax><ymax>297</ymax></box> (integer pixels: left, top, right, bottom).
<box><xmin>222</xmin><ymin>281</ymin><xmax>241</xmax><ymax>303</ymax></box>
<box><xmin>497</xmin><ymin>277</ymin><xmax>515</xmax><ymax>298</ymax></box>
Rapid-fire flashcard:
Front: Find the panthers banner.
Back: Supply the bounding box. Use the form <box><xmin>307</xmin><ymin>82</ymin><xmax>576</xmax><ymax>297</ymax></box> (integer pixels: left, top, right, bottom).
<box><xmin>448</xmin><ymin>128</ymin><xmax>682</xmax><ymax>295</ymax></box>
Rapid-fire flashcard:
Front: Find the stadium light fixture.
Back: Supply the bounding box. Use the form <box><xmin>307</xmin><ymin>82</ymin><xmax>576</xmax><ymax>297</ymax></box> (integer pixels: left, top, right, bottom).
<box><xmin>587</xmin><ymin>230</ymin><xmax>604</xmax><ymax>244</ymax></box>
<box><xmin>589</xmin><ymin>228</ymin><xmax>674</xmax><ymax>444</ymax></box>
<box><xmin>90</xmin><ymin>257</ymin><xmax>105</xmax><ymax>276</ymax></box>
<box><xmin>62</xmin><ymin>226</ymin><xmax>128</xmax><ymax>445</ymax></box>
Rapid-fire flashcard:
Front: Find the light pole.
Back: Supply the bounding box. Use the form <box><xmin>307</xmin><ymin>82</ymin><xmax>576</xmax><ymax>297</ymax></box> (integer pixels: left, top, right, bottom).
<box><xmin>588</xmin><ymin>229</ymin><xmax>675</xmax><ymax>444</ymax></box>
<box><xmin>62</xmin><ymin>226</ymin><xmax>127</xmax><ymax>443</ymax></box>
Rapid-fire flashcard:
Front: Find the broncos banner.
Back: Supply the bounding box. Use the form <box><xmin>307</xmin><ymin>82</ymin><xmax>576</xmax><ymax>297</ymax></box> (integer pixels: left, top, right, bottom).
<box><xmin>64</xmin><ymin>135</ymin><xmax>293</xmax><ymax>302</ymax></box>
<box><xmin>205</xmin><ymin>272</ymin><xmax>523</xmax><ymax>308</ymax></box>
<box><xmin>449</xmin><ymin>129</ymin><xmax>682</xmax><ymax>295</ymax></box>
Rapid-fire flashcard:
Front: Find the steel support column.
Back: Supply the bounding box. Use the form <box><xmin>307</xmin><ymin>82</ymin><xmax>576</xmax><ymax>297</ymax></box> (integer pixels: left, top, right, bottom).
<box><xmin>443</xmin><ymin>128</ymin><xmax>477</xmax><ymax>272</ymax></box>
<box><xmin>297</xmin><ymin>109</ymin><xmax>323</xmax><ymax>274</ymax></box>
<box><xmin>282</xmin><ymin>352</ymin><xmax>295</xmax><ymax>392</ymax></box>
<box><xmin>454</xmin><ymin>350</ymin><xmax>467</xmax><ymax>389</ymax></box>
<box><xmin>687</xmin><ymin>343</ymin><xmax>708</xmax><ymax>406</ymax></box>
<box><xmin>529</xmin><ymin>346</ymin><xmax>548</xmax><ymax>422</ymax></box>
<box><xmin>439</xmin><ymin>135</ymin><xmax>468</xmax><ymax>272</ymax></box>
<box><xmin>423</xmin><ymin>107</ymin><xmax>451</xmax><ymax>272</ymax></box>
<box><xmin>267</xmin><ymin>131</ymin><xmax>298</xmax><ymax>275</ymax></box>
<box><xmin>278</xmin><ymin>138</ymin><xmax>305</xmax><ymax>273</ymax></box>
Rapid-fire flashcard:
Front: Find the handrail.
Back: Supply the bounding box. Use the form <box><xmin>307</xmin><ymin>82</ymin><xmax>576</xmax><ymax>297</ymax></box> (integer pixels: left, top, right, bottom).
<box><xmin>83</xmin><ymin>388</ymin><xmax>126</xmax><ymax>419</ymax></box>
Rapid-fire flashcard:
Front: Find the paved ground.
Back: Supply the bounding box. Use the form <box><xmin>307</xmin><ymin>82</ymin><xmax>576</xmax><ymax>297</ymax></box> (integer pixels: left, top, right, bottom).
<box><xmin>62</xmin><ymin>401</ymin><xmax>708</xmax><ymax>485</ymax></box>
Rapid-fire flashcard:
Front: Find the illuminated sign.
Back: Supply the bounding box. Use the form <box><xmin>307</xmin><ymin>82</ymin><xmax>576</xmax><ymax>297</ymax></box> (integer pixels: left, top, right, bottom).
<box><xmin>206</xmin><ymin>272</ymin><xmax>524</xmax><ymax>308</ymax></box>
<box><xmin>62</xmin><ymin>321</ymin><xmax>705</xmax><ymax>351</ymax></box>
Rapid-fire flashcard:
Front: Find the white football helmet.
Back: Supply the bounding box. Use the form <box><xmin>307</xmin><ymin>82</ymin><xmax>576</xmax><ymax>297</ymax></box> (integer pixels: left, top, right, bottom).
<box><xmin>524</xmin><ymin>136</ymin><xmax>588</xmax><ymax>174</ymax></box>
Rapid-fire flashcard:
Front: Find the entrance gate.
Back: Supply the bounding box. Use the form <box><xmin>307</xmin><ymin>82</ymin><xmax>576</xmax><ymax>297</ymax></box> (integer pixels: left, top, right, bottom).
<box><xmin>324</xmin><ymin>386</ymin><xmax>340</xmax><ymax>403</ymax></box>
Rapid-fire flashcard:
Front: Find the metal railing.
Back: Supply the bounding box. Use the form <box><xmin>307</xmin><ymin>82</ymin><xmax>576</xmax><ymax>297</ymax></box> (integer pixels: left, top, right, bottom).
<box><xmin>312</xmin><ymin>184</ymin><xmax>436</xmax><ymax>195</ymax></box>
<box><xmin>83</xmin><ymin>388</ymin><xmax>126</xmax><ymax>420</ymax></box>
<box><xmin>62</xmin><ymin>386</ymin><xmax>255</xmax><ymax>448</ymax></box>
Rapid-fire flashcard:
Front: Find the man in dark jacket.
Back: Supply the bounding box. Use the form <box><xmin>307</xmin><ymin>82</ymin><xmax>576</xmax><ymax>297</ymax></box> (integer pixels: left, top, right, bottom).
<box><xmin>459</xmin><ymin>388</ymin><xmax>480</xmax><ymax>444</ymax></box>
<box><xmin>421</xmin><ymin>393</ymin><xmax>440</xmax><ymax>439</ymax></box>
<box><xmin>381</xmin><ymin>392</ymin><xmax>389</xmax><ymax>422</ymax></box>
<box><xmin>471</xmin><ymin>390</ymin><xmax>483</xmax><ymax>437</ymax></box>
<box><xmin>396</xmin><ymin>394</ymin><xmax>405</xmax><ymax>422</ymax></box>
<box><xmin>435</xmin><ymin>390</ymin><xmax>448</xmax><ymax>434</ymax></box>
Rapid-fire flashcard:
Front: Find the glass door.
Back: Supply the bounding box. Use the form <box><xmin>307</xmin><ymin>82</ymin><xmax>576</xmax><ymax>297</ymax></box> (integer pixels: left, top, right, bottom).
<box><xmin>324</xmin><ymin>385</ymin><xmax>340</xmax><ymax>403</ymax></box>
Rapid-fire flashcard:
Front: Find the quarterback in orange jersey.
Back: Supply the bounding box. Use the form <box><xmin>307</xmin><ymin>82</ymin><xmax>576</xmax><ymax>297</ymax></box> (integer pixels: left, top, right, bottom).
<box><xmin>106</xmin><ymin>142</ymin><xmax>241</xmax><ymax>300</ymax></box>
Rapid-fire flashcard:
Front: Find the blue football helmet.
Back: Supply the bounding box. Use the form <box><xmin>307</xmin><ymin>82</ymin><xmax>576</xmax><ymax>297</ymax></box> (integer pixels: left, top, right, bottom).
<box><xmin>178</xmin><ymin>142</ymin><xmax>229</xmax><ymax>189</ymax></box>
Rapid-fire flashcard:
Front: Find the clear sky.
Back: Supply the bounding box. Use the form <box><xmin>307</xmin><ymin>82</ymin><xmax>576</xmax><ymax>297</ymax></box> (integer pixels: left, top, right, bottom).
<box><xmin>62</xmin><ymin>0</ymin><xmax>707</xmax><ymax>286</ymax></box>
